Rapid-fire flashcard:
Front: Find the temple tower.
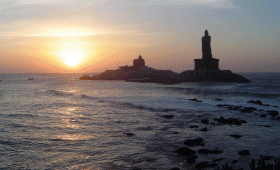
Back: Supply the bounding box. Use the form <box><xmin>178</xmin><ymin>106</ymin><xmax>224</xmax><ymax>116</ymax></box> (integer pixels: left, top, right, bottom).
<box><xmin>194</xmin><ymin>30</ymin><xmax>219</xmax><ymax>71</ymax></box>
<box><xmin>133</xmin><ymin>55</ymin><xmax>145</xmax><ymax>69</ymax></box>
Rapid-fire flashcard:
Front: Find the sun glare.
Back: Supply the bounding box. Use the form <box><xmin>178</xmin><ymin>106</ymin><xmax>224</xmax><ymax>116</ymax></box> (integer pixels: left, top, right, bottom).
<box><xmin>57</xmin><ymin>42</ymin><xmax>90</xmax><ymax>68</ymax></box>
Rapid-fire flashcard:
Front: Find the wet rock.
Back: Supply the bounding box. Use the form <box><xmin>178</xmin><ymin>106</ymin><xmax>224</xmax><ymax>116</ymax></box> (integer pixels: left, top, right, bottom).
<box><xmin>260</xmin><ymin>114</ymin><xmax>267</xmax><ymax>117</ymax></box>
<box><xmin>195</xmin><ymin>161</ymin><xmax>218</xmax><ymax>169</ymax></box>
<box><xmin>240</xmin><ymin>107</ymin><xmax>257</xmax><ymax>113</ymax></box>
<box><xmin>201</xmin><ymin>118</ymin><xmax>209</xmax><ymax>124</ymax></box>
<box><xmin>190</xmin><ymin>125</ymin><xmax>199</xmax><ymax>128</ymax></box>
<box><xmin>123</xmin><ymin>132</ymin><xmax>135</xmax><ymax>136</ymax></box>
<box><xmin>266</xmin><ymin>110</ymin><xmax>279</xmax><ymax>117</ymax></box>
<box><xmin>169</xmin><ymin>168</ymin><xmax>180</xmax><ymax>170</ymax></box>
<box><xmin>184</xmin><ymin>138</ymin><xmax>204</xmax><ymax>146</ymax></box>
<box><xmin>217</xmin><ymin>104</ymin><xmax>230</xmax><ymax>107</ymax></box>
<box><xmin>228</xmin><ymin>106</ymin><xmax>242</xmax><ymax>111</ymax></box>
<box><xmin>161</xmin><ymin>115</ymin><xmax>174</xmax><ymax>119</ymax></box>
<box><xmin>211</xmin><ymin>149</ymin><xmax>223</xmax><ymax>154</ymax></box>
<box><xmin>260</xmin><ymin>155</ymin><xmax>273</xmax><ymax>160</ymax></box>
<box><xmin>187</xmin><ymin>155</ymin><xmax>198</xmax><ymax>164</ymax></box>
<box><xmin>201</xmin><ymin>128</ymin><xmax>208</xmax><ymax>132</ymax></box>
<box><xmin>131</xmin><ymin>168</ymin><xmax>142</xmax><ymax>170</ymax></box>
<box><xmin>212</xmin><ymin>158</ymin><xmax>225</xmax><ymax>162</ymax></box>
<box><xmin>248</xmin><ymin>100</ymin><xmax>263</xmax><ymax>105</ymax></box>
<box><xmin>229</xmin><ymin>134</ymin><xmax>242</xmax><ymax>139</ymax></box>
<box><xmin>174</xmin><ymin>147</ymin><xmax>196</xmax><ymax>156</ymax></box>
<box><xmin>215</xmin><ymin>98</ymin><xmax>223</xmax><ymax>101</ymax></box>
<box><xmin>197</xmin><ymin>149</ymin><xmax>210</xmax><ymax>154</ymax></box>
<box><xmin>238</xmin><ymin>150</ymin><xmax>250</xmax><ymax>155</ymax></box>
<box><xmin>189</xmin><ymin>98</ymin><xmax>198</xmax><ymax>101</ymax></box>
<box><xmin>232</xmin><ymin>160</ymin><xmax>238</xmax><ymax>164</ymax></box>
<box><xmin>214</xmin><ymin>116</ymin><xmax>247</xmax><ymax>125</ymax></box>
<box><xmin>197</xmin><ymin>149</ymin><xmax>223</xmax><ymax>154</ymax></box>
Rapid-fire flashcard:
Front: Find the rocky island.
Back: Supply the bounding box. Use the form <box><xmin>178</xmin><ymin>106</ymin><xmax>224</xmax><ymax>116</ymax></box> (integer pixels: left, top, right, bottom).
<box><xmin>80</xmin><ymin>30</ymin><xmax>251</xmax><ymax>84</ymax></box>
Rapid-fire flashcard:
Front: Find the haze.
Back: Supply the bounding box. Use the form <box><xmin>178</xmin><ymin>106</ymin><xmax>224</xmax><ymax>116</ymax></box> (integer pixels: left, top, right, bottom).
<box><xmin>0</xmin><ymin>0</ymin><xmax>279</xmax><ymax>73</ymax></box>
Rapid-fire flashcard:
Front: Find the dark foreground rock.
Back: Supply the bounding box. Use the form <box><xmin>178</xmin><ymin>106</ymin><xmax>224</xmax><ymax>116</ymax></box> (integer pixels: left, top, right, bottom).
<box><xmin>161</xmin><ymin>115</ymin><xmax>174</xmax><ymax>119</ymax></box>
<box><xmin>229</xmin><ymin>134</ymin><xmax>242</xmax><ymax>139</ymax></box>
<box><xmin>197</xmin><ymin>149</ymin><xmax>223</xmax><ymax>154</ymax></box>
<box><xmin>214</xmin><ymin>116</ymin><xmax>247</xmax><ymax>125</ymax></box>
<box><xmin>174</xmin><ymin>147</ymin><xmax>196</xmax><ymax>156</ymax></box>
<box><xmin>187</xmin><ymin>155</ymin><xmax>198</xmax><ymax>164</ymax></box>
<box><xmin>184</xmin><ymin>138</ymin><xmax>204</xmax><ymax>146</ymax></box>
<box><xmin>123</xmin><ymin>132</ymin><xmax>135</xmax><ymax>136</ymax></box>
<box><xmin>195</xmin><ymin>161</ymin><xmax>218</xmax><ymax>169</ymax></box>
<box><xmin>238</xmin><ymin>150</ymin><xmax>250</xmax><ymax>155</ymax></box>
<box><xmin>266</xmin><ymin>110</ymin><xmax>279</xmax><ymax>117</ymax></box>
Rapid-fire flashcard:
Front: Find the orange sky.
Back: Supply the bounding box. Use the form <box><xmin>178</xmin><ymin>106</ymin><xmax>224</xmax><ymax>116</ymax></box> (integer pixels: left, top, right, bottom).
<box><xmin>0</xmin><ymin>0</ymin><xmax>279</xmax><ymax>73</ymax></box>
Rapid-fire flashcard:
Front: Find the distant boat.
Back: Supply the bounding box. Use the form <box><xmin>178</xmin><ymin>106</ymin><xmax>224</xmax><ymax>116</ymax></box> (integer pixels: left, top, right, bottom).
<box><xmin>28</xmin><ymin>78</ymin><xmax>34</xmax><ymax>80</ymax></box>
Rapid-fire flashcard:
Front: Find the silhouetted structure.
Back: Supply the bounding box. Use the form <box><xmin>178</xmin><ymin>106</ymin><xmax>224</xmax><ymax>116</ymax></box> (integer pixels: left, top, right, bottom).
<box><xmin>80</xmin><ymin>55</ymin><xmax>178</xmax><ymax>82</ymax></box>
<box><xmin>133</xmin><ymin>55</ymin><xmax>145</xmax><ymax>69</ymax></box>
<box><xmin>80</xmin><ymin>30</ymin><xmax>251</xmax><ymax>83</ymax></box>
<box><xmin>177</xmin><ymin>30</ymin><xmax>251</xmax><ymax>83</ymax></box>
<box><xmin>194</xmin><ymin>30</ymin><xmax>219</xmax><ymax>71</ymax></box>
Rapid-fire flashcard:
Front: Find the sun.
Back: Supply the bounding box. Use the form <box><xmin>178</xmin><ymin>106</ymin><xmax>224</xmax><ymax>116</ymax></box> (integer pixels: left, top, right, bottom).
<box><xmin>58</xmin><ymin>42</ymin><xmax>88</xmax><ymax>68</ymax></box>
<box><xmin>63</xmin><ymin>54</ymin><xmax>82</xmax><ymax>67</ymax></box>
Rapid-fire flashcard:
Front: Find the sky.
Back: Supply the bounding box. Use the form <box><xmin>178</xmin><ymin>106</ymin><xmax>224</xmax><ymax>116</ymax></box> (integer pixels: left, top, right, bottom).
<box><xmin>0</xmin><ymin>0</ymin><xmax>279</xmax><ymax>73</ymax></box>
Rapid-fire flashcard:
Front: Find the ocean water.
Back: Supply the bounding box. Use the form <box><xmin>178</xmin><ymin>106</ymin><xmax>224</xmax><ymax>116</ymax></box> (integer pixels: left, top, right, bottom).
<box><xmin>0</xmin><ymin>72</ymin><xmax>279</xmax><ymax>170</ymax></box>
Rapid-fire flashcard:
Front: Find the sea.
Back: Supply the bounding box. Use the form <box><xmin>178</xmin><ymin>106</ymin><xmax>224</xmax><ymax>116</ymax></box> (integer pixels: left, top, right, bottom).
<box><xmin>0</xmin><ymin>72</ymin><xmax>279</xmax><ymax>170</ymax></box>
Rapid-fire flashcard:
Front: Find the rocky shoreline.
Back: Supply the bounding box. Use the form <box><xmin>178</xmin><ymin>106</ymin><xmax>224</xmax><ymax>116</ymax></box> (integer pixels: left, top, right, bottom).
<box><xmin>126</xmin><ymin>98</ymin><xmax>279</xmax><ymax>170</ymax></box>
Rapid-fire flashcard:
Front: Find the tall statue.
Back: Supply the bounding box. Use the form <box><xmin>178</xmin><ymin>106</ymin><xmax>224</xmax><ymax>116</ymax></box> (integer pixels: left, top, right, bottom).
<box><xmin>202</xmin><ymin>30</ymin><xmax>212</xmax><ymax>59</ymax></box>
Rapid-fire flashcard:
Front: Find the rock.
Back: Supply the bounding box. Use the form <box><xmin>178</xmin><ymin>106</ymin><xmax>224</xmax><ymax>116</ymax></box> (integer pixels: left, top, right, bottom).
<box><xmin>123</xmin><ymin>132</ymin><xmax>135</xmax><ymax>136</ymax></box>
<box><xmin>173</xmin><ymin>132</ymin><xmax>180</xmax><ymax>134</ymax></box>
<box><xmin>212</xmin><ymin>158</ymin><xmax>225</xmax><ymax>162</ymax></box>
<box><xmin>266</xmin><ymin>110</ymin><xmax>279</xmax><ymax>117</ymax></box>
<box><xmin>131</xmin><ymin>168</ymin><xmax>142</xmax><ymax>170</ymax></box>
<box><xmin>214</xmin><ymin>116</ymin><xmax>247</xmax><ymax>125</ymax></box>
<box><xmin>197</xmin><ymin>149</ymin><xmax>223</xmax><ymax>154</ymax></box>
<box><xmin>190</xmin><ymin>125</ymin><xmax>199</xmax><ymax>128</ymax></box>
<box><xmin>240</xmin><ymin>107</ymin><xmax>257</xmax><ymax>113</ymax></box>
<box><xmin>187</xmin><ymin>155</ymin><xmax>198</xmax><ymax>164</ymax></box>
<box><xmin>169</xmin><ymin>168</ymin><xmax>180</xmax><ymax>170</ymax></box>
<box><xmin>228</xmin><ymin>106</ymin><xmax>242</xmax><ymax>111</ymax></box>
<box><xmin>197</xmin><ymin>149</ymin><xmax>210</xmax><ymax>154</ymax></box>
<box><xmin>260</xmin><ymin>114</ymin><xmax>267</xmax><ymax>117</ymax></box>
<box><xmin>275</xmin><ymin>115</ymin><xmax>280</xmax><ymax>120</ymax></box>
<box><xmin>189</xmin><ymin>98</ymin><xmax>198</xmax><ymax>101</ymax></box>
<box><xmin>260</xmin><ymin>155</ymin><xmax>273</xmax><ymax>160</ymax></box>
<box><xmin>197</xmin><ymin>100</ymin><xmax>202</xmax><ymax>102</ymax></box>
<box><xmin>174</xmin><ymin>147</ymin><xmax>196</xmax><ymax>156</ymax></box>
<box><xmin>248</xmin><ymin>100</ymin><xmax>263</xmax><ymax>105</ymax></box>
<box><xmin>238</xmin><ymin>150</ymin><xmax>250</xmax><ymax>155</ymax></box>
<box><xmin>215</xmin><ymin>98</ymin><xmax>223</xmax><ymax>101</ymax></box>
<box><xmin>272</xmin><ymin>106</ymin><xmax>278</xmax><ymax>108</ymax></box>
<box><xmin>217</xmin><ymin>104</ymin><xmax>230</xmax><ymax>107</ymax></box>
<box><xmin>201</xmin><ymin>118</ymin><xmax>209</xmax><ymax>124</ymax></box>
<box><xmin>161</xmin><ymin>115</ymin><xmax>174</xmax><ymax>119</ymax></box>
<box><xmin>195</xmin><ymin>161</ymin><xmax>218</xmax><ymax>169</ymax></box>
<box><xmin>184</xmin><ymin>138</ymin><xmax>204</xmax><ymax>146</ymax></box>
<box><xmin>201</xmin><ymin>128</ymin><xmax>208</xmax><ymax>132</ymax></box>
<box><xmin>229</xmin><ymin>134</ymin><xmax>242</xmax><ymax>139</ymax></box>
<box><xmin>232</xmin><ymin>160</ymin><xmax>238</xmax><ymax>164</ymax></box>
<box><xmin>211</xmin><ymin>149</ymin><xmax>223</xmax><ymax>154</ymax></box>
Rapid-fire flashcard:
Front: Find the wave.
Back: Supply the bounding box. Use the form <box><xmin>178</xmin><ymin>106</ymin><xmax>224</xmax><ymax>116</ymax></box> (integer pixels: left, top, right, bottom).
<box><xmin>47</xmin><ymin>90</ymin><xmax>75</xmax><ymax>96</ymax></box>
<box><xmin>120</xmin><ymin>102</ymin><xmax>189</xmax><ymax>113</ymax></box>
<box><xmin>159</xmin><ymin>86</ymin><xmax>280</xmax><ymax>99</ymax></box>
